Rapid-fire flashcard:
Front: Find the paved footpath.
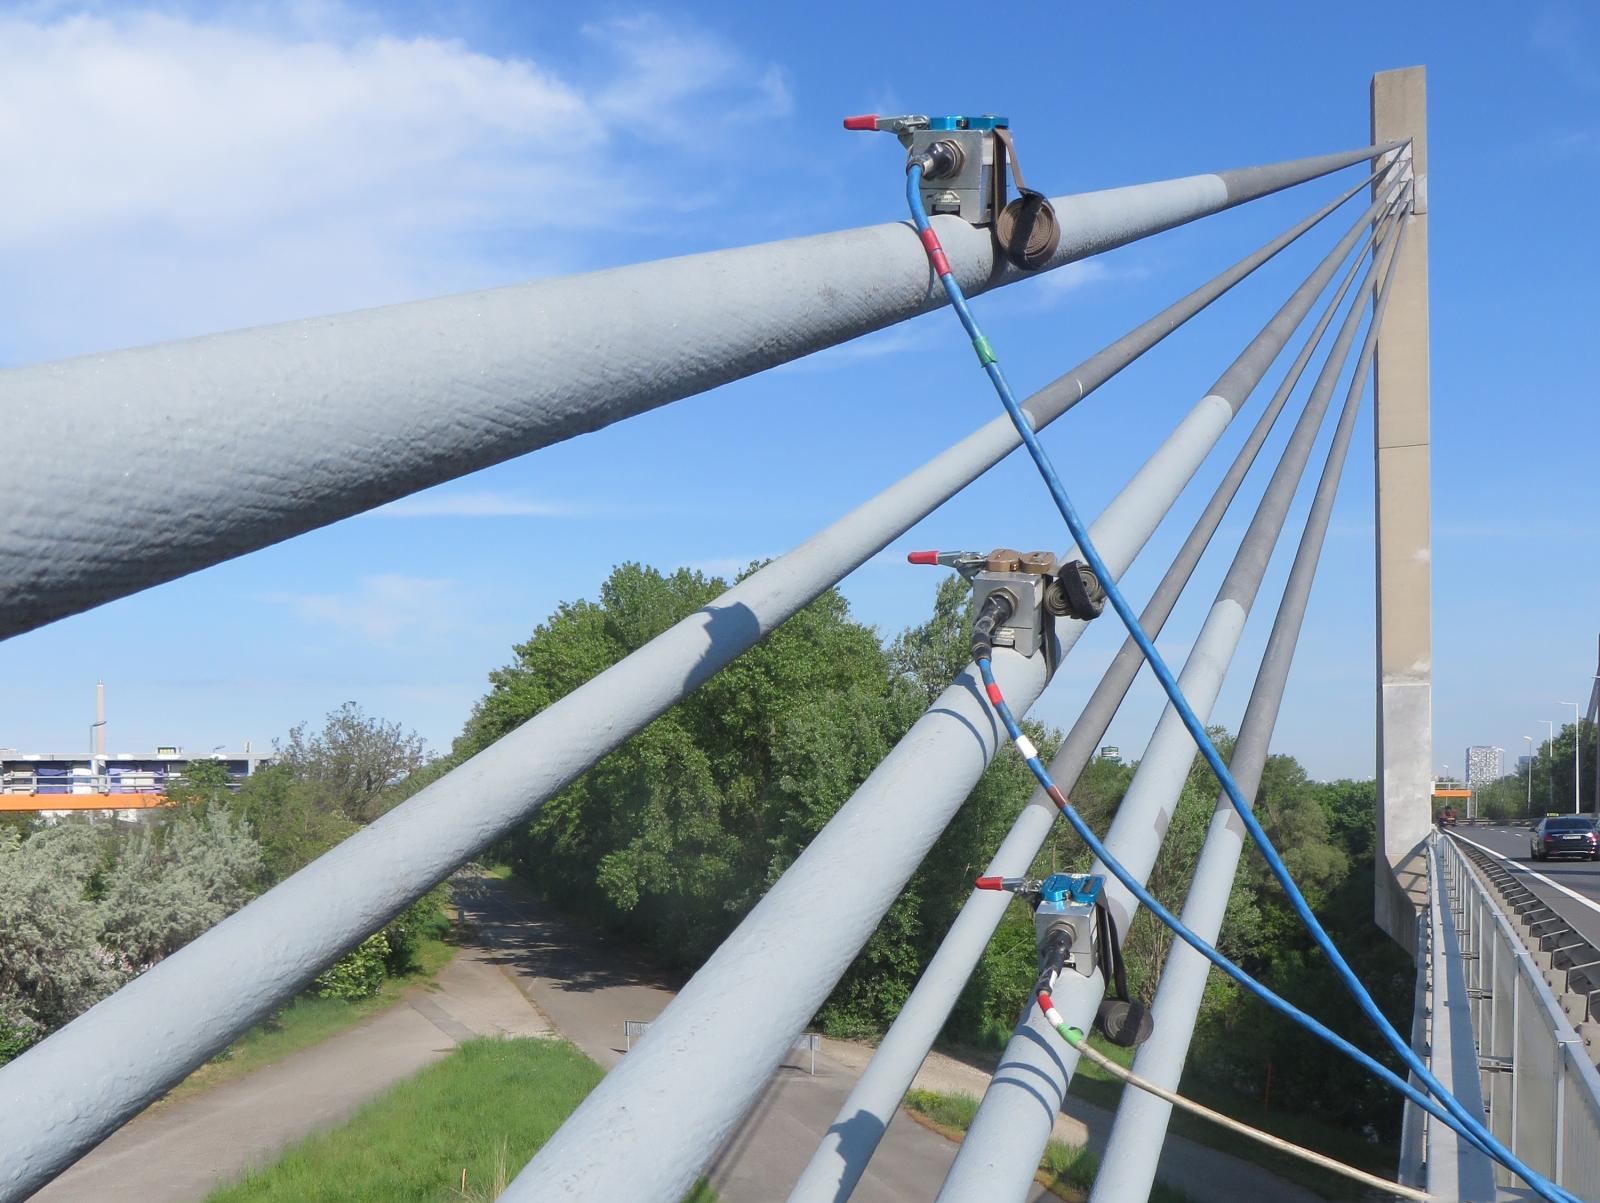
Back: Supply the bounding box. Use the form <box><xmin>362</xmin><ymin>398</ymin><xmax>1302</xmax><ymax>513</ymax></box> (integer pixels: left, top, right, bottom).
<box><xmin>34</xmin><ymin>940</ymin><xmax>552</xmax><ymax>1203</ymax></box>
<box><xmin>457</xmin><ymin>876</ymin><xmax>1318</xmax><ymax>1203</ymax></box>
<box><xmin>36</xmin><ymin>876</ymin><xmax>1320</xmax><ymax>1202</ymax></box>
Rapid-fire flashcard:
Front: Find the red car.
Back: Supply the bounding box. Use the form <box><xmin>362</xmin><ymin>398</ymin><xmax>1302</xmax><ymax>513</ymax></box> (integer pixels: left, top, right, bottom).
<box><xmin>1438</xmin><ymin>806</ymin><xmax>1458</xmax><ymax>828</ymax></box>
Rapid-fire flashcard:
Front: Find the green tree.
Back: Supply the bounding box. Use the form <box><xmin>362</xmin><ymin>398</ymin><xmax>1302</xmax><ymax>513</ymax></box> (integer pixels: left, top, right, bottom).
<box><xmin>888</xmin><ymin>574</ymin><xmax>971</xmax><ymax>703</ymax></box>
<box><xmin>0</xmin><ymin>825</ymin><xmax>120</xmax><ymax>1041</ymax></box>
<box><xmin>314</xmin><ymin>932</ymin><xmax>390</xmax><ymax>1000</ymax></box>
<box><xmin>229</xmin><ymin>763</ymin><xmax>357</xmax><ymax>881</ymax></box>
<box><xmin>168</xmin><ymin>757</ymin><xmax>234</xmax><ymax>811</ymax></box>
<box><xmin>1541</xmin><ymin>720</ymin><xmax>1595</xmax><ymax>815</ymax></box>
<box><xmin>277</xmin><ymin>702</ymin><xmax>429</xmax><ymax>822</ymax></box>
<box><xmin>99</xmin><ymin>808</ymin><xmax>263</xmax><ymax>969</ymax></box>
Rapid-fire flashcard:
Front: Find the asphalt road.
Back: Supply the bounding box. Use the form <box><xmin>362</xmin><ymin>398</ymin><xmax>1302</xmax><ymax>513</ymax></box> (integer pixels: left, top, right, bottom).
<box><xmin>1447</xmin><ymin>825</ymin><xmax>1600</xmax><ymax>947</ymax></box>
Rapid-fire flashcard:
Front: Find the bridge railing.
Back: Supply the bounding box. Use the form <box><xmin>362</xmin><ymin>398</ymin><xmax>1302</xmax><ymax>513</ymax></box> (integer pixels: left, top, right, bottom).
<box><xmin>1430</xmin><ymin>833</ymin><xmax>1600</xmax><ymax>1196</ymax></box>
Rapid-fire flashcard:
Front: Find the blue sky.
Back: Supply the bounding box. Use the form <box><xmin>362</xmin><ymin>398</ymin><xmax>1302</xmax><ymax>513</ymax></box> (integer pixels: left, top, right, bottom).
<box><xmin>1</xmin><ymin>0</ymin><xmax>1595</xmax><ymax>781</ymax></box>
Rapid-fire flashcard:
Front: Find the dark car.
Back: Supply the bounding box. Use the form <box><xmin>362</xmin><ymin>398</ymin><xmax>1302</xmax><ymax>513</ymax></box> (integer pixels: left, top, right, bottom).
<box><xmin>1529</xmin><ymin>816</ymin><xmax>1599</xmax><ymax>861</ymax></box>
<box><xmin>1438</xmin><ymin>806</ymin><xmax>1459</xmax><ymax>828</ymax></box>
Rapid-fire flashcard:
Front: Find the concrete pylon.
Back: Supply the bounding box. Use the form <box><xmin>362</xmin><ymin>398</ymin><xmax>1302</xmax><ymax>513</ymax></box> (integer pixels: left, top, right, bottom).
<box><xmin>1372</xmin><ymin>66</ymin><xmax>1432</xmax><ymax>953</ymax></box>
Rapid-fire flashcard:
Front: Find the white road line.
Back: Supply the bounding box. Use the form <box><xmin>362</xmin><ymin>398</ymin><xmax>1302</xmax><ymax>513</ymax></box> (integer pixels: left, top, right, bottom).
<box><xmin>1452</xmin><ymin>832</ymin><xmax>1600</xmax><ymax>919</ymax></box>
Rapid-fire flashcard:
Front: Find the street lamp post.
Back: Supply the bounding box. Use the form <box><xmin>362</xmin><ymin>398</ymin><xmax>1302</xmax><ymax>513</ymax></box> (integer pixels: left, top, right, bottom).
<box><xmin>1562</xmin><ymin>701</ymin><xmax>1583</xmax><ymax>813</ymax></box>
<box><xmin>1543</xmin><ymin>720</ymin><xmax>1556</xmax><ymax>813</ymax></box>
<box><xmin>1524</xmin><ymin>735</ymin><xmax>1534</xmax><ymax>816</ymax></box>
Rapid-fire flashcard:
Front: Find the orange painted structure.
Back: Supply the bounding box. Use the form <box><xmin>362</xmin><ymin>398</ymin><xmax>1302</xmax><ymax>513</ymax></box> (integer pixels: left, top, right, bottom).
<box><xmin>0</xmin><ymin>793</ymin><xmax>173</xmax><ymax>813</ymax></box>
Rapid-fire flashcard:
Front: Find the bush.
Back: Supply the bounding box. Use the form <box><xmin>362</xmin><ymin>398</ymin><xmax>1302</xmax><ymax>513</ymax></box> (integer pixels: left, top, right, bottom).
<box><xmin>0</xmin><ymin>997</ymin><xmax>42</xmax><ymax>1065</ymax></box>
<box><xmin>381</xmin><ymin>886</ymin><xmax>452</xmax><ymax>976</ymax></box>
<box><xmin>313</xmin><ymin>933</ymin><xmax>390</xmax><ymax>1000</ymax></box>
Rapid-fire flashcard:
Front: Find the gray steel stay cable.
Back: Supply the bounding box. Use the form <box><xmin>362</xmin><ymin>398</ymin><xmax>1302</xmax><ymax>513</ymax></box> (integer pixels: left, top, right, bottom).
<box><xmin>936</xmin><ymin>203</ymin><xmax>1408</xmax><ymax>1203</ymax></box>
<box><xmin>1090</xmin><ymin>207</ymin><xmax>1413</xmax><ymax>1203</ymax></box>
<box><xmin>785</xmin><ymin>178</ymin><xmax>1408</xmax><ymax>1203</ymax></box>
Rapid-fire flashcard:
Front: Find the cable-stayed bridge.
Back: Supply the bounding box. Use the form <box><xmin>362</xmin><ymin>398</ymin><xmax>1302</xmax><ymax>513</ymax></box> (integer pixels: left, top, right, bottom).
<box><xmin>3</xmin><ymin>64</ymin><xmax>1596</xmax><ymax>1203</ymax></box>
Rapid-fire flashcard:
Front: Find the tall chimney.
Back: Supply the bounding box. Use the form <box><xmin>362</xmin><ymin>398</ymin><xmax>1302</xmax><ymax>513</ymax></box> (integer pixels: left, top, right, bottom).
<box><xmin>95</xmin><ymin>680</ymin><xmax>106</xmax><ymax>758</ymax></box>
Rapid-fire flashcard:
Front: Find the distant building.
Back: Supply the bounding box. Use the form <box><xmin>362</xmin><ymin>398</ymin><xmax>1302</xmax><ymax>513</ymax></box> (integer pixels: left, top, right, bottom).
<box><xmin>1465</xmin><ymin>745</ymin><xmax>1505</xmax><ymax>791</ymax></box>
<box><xmin>1099</xmin><ymin>746</ymin><xmax>1122</xmax><ymax>764</ymax></box>
<box><xmin>0</xmin><ymin>749</ymin><xmax>266</xmax><ymax>820</ymax></box>
<box><xmin>0</xmin><ymin>682</ymin><xmax>265</xmax><ymax>820</ymax></box>
<box><xmin>1518</xmin><ymin>755</ymin><xmax>1533</xmax><ymax>772</ymax></box>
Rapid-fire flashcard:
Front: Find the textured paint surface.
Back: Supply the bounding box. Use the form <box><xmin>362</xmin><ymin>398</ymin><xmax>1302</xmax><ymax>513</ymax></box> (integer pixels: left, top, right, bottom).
<box><xmin>786</xmin><ymin>192</ymin><xmax>1403</xmax><ymax>1203</ymax></box>
<box><xmin>936</xmin><ymin>183</ymin><xmax>1404</xmax><ymax>1203</ymax></box>
<box><xmin>0</xmin><ymin>146</ymin><xmax>1391</xmax><ymax>642</ymax></box>
<box><xmin>1091</xmin><ymin>224</ymin><xmax>1406</xmax><ymax>1203</ymax></box>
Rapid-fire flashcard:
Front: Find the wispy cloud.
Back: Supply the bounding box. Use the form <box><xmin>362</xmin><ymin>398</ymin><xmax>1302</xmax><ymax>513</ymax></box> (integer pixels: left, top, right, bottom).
<box><xmin>267</xmin><ymin>575</ymin><xmax>464</xmax><ymax>643</ymax></box>
<box><xmin>774</xmin><ymin>325</ymin><xmax>935</xmax><ymax>374</ymax></box>
<box><xmin>0</xmin><ymin>6</ymin><xmax>793</xmax><ymax>361</ymax></box>
<box><xmin>1533</xmin><ymin>4</ymin><xmax>1600</xmax><ymax>90</ymax></box>
<box><xmin>371</xmin><ymin>491</ymin><xmax>575</xmax><ymax>519</ymax></box>
<box><xmin>991</xmin><ymin>256</ymin><xmax>1151</xmax><ymax>315</ymax></box>
<box><xmin>366</xmin><ymin>488</ymin><xmax>729</xmax><ymax>521</ymax></box>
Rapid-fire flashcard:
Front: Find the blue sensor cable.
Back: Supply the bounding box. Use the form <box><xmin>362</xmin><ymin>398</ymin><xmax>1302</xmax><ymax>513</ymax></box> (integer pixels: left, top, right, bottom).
<box><xmin>908</xmin><ymin>160</ymin><xmax>1574</xmax><ymax>1203</ymax></box>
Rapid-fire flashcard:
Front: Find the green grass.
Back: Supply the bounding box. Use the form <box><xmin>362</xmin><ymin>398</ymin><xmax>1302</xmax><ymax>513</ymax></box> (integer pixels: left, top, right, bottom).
<box><xmin>205</xmin><ymin>1037</ymin><xmax>713</xmax><ymax>1203</ymax></box>
<box><xmin>903</xmin><ymin>1088</ymin><xmax>1193</xmax><ymax>1203</ymax></box>
<box><xmin>165</xmin><ymin>933</ymin><xmax>456</xmax><ymax>1104</ymax></box>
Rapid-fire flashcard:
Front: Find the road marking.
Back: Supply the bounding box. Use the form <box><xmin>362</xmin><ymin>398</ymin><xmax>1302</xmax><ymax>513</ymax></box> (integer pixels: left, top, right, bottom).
<box><xmin>1453</xmin><ymin>832</ymin><xmax>1600</xmax><ymax>919</ymax></box>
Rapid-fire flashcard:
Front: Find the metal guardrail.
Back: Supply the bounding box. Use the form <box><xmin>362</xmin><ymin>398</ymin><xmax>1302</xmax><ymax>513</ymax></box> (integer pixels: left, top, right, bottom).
<box><xmin>1432</xmin><ymin>834</ymin><xmax>1600</xmax><ymax>1197</ymax></box>
<box><xmin>1451</xmin><ymin>838</ymin><xmax>1600</xmax><ymax>1033</ymax></box>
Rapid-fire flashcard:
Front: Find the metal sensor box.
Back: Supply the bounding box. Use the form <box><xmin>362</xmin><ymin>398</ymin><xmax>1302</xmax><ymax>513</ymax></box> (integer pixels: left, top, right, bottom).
<box><xmin>1034</xmin><ymin>873</ymin><xmax>1104</xmax><ymax>978</ymax></box>
<box><xmin>971</xmin><ymin>570</ymin><xmax>1050</xmax><ymax>659</ymax></box>
<box><xmin>908</xmin><ymin>114</ymin><xmax>1008</xmax><ymax>225</ymax></box>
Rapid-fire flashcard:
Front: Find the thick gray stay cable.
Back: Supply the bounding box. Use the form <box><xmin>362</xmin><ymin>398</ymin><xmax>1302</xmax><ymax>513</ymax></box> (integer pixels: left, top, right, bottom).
<box><xmin>935</xmin><ymin>201</ymin><xmax>1408</xmax><ymax>1203</ymax></box>
<box><xmin>0</xmin><ymin>144</ymin><xmax>1394</xmax><ymax>642</ymax></box>
<box><xmin>784</xmin><ymin>180</ymin><xmax>1406</xmax><ymax>1203</ymax></box>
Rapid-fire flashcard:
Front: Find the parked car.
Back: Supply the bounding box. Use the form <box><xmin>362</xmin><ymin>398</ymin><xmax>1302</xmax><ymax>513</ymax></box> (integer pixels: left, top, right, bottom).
<box><xmin>1529</xmin><ymin>816</ymin><xmax>1600</xmax><ymax>861</ymax></box>
<box><xmin>1438</xmin><ymin>806</ymin><xmax>1458</xmax><ymax>828</ymax></box>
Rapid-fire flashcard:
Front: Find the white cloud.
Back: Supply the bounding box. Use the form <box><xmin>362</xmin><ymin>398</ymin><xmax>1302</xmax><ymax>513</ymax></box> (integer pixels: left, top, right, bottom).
<box><xmin>580</xmin><ymin>15</ymin><xmax>792</xmax><ymax>131</ymax></box>
<box><xmin>371</xmin><ymin>490</ymin><xmax>575</xmax><ymax>519</ymax></box>
<box><xmin>1533</xmin><ymin>5</ymin><xmax>1600</xmax><ymax>91</ymax></box>
<box><xmin>269</xmin><ymin>574</ymin><xmax>463</xmax><ymax>643</ymax></box>
<box><xmin>0</xmin><ymin>6</ymin><xmax>791</xmax><ymax>361</ymax></box>
<box><xmin>1036</xmin><ymin>258</ymin><xmax>1116</xmax><ymax>297</ymax></box>
<box><xmin>774</xmin><ymin>325</ymin><xmax>935</xmax><ymax>374</ymax></box>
